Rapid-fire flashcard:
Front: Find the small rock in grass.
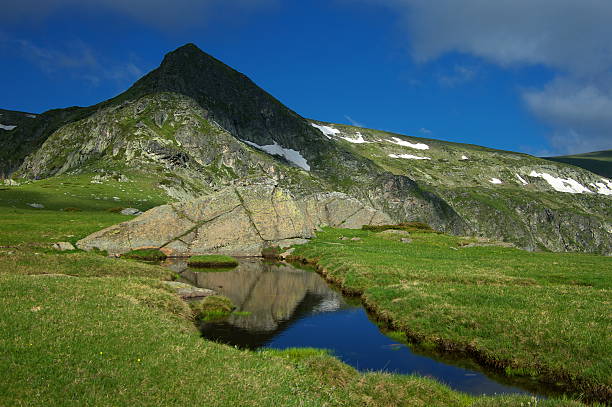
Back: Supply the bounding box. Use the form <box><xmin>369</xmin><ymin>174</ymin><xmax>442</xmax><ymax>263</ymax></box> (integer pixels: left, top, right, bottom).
<box><xmin>339</xmin><ymin>236</ymin><xmax>350</xmax><ymax>241</ymax></box>
<box><xmin>27</xmin><ymin>203</ymin><xmax>44</xmax><ymax>209</ymax></box>
<box><xmin>52</xmin><ymin>242</ymin><xmax>76</xmax><ymax>251</ymax></box>
<box><xmin>350</xmin><ymin>237</ymin><xmax>362</xmax><ymax>241</ymax></box>
<box><xmin>162</xmin><ymin>281</ymin><xmax>216</xmax><ymax>300</ymax></box>
<box><xmin>400</xmin><ymin>238</ymin><xmax>412</xmax><ymax>244</ymax></box>
<box><xmin>120</xmin><ymin>208</ymin><xmax>143</xmax><ymax>216</ymax></box>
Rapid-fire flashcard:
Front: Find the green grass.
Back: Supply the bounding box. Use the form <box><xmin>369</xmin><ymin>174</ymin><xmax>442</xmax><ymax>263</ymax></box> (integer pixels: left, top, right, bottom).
<box><xmin>123</xmin><ymin>249</ymin><xmax>168</xmax><ymax>261</ymax></box>
<box><xmin>362</xmin><ymin>221</ymin><xmax>436</xmax><ymax>233</ymax></box>
<box><xmin>291</xmin><ymin>228</ymin><xmax>612</xmax><ymax>402</ymax></box>
<box><xmin>545</xmin><ymin>150</ymin><xmax>612</xmax><ymax>178</ymax></box>
<box><xmin>0</xmin><ymin>172</ymin><xmax>168</xmax><ymax>246</ymax></box>
<box><xmin>187</xmin><ymin>254</ymin><xmax>239</xmax><ymax>268</ymax></box>
<box><xmin>0</xmin><ymin>175</ymin><xmax>601</xmax><ymax>406</ymax></box>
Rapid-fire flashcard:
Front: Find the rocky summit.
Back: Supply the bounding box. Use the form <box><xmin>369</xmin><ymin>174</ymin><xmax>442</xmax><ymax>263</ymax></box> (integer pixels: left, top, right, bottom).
<box><xmin>77</xmin><ymin>184</ymin><xmax>391</xmax><ymax>256</ymax></box>
<box><xmin>1</xmin><ymin>43</ymin><xmax>611</xmax><ymax>254</ymax></box>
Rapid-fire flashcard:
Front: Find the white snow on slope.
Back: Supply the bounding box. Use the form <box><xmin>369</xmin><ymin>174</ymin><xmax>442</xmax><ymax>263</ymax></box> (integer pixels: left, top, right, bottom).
<box><xmin>490</xmin><ymin>178</ymin><xmax>503</xmax><ymax>184</ymax></box>
<box><xmin>516</xmin><ymin>174</ymin><xmax>528</xmax><ymax>185</ymax></box>
<box><xmin>26</xmin><ymin>114</ymin><xmax>37</xmax><ymax>118</ymax></box>
<box><xmin>310</xmin><ymin>123</ymin><xmax>340</xmax><ymax>139</ymax></box>
<box><xmin>529</xmin><ymin>171</ymin><xmax>591</xmax><ymax>194</ymax></box>
<box><xmin>0</xmin><ymin>124</ymin><xmax>17</xmax><ymax>131</ymax></box>
<box><xmin>388</xmin><ymin>137</ymin><xmax>429</xmax><ymax>150</ymax></box>
<box><xmin>243</xmin><ymin>140</ymin><xmax>310</xmax><ymax>171</ymax></box>
<box><xmin>388</xmin><ymin>153</ymin><xmax>431</xmax><ymax>160</ymax></box>
<box><xmin>339</xmin><ymin>132</ymin><xmax>370</xmax><ymax>144</ymax></box>
<box><xmin>590</xmin><ymin>179</ymin><xmax>612</xmax><ymax>195</ymax></box>
<box><xmin>461</xmin><ymin>155</ymin><xmax>469</xmax><ymax>160</ymax></box>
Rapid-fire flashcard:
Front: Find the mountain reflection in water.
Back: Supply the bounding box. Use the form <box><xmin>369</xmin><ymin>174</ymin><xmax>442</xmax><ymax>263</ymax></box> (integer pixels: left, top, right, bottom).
<box><xmin>173</xmin><ymin>259</ymin><xmax>353</xmax><ymax>348</ymax></box>
<box><xmin>163</xmin><ymin>259</ymin><xmax>550</xmax><ymax>397</ymax></box>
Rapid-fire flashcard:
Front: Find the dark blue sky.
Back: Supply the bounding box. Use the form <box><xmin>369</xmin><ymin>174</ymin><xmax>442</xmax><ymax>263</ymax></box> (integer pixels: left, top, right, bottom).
<box><xmin>1</xmin><ymin>0</ymin><xmax>611</xmax><ymax>155</ymax></box>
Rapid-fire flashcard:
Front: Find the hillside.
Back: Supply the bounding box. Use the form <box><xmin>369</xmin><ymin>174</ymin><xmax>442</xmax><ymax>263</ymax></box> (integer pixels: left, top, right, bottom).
<box><xmin>1</xmin><ymin>43</ymin><xmax>610</xmax><ymax>254</ymax></box>
<box><xmin>544</xmin><ymin>150</ymin><xmax>612</xmax><ymax>178</ymax></box>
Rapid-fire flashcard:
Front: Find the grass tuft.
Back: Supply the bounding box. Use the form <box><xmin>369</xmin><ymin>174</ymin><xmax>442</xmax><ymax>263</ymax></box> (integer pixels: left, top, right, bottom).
<box><xmin>187</xmin><ymin>255</ymin><xmax>238</xmax><ymax>268</ymax></box>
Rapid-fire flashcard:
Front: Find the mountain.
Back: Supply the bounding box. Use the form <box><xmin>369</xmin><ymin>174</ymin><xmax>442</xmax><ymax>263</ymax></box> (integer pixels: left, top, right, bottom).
<box><xmin>544</xmin><ymin>150</ymin><xmax>612</xmax><ymax>179</ymax></box>
<box><xmin>1</xmin><ymin>43</ymin><xmax>610</xmax><ymax>254</ymax></box>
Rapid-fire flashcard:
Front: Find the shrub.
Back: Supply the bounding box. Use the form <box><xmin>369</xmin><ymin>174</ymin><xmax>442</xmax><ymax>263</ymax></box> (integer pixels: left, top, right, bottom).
<box><xmin>106</xmin><ymin>207</ymin><xmax>125</xmax><ymax>213</ymax></box>
<box><xmin>122</xmin><ymin>249</ymin><xmax>167</xmax><ymax>261</ymax></box>
<box><xmin>363</xmin><ymin>222</ymin><xmax>435</xmax><ymax>233</ymax></box>
<box><xmin>191</xmin><ymin>295</ymin><xmax>235</xmax><ymax>320</ymax></box>
<box><xmin>261</xmin><ymin>246</ymin><xmax>281</xmax><ymax>259</ymax></box>
<box><xmin>62</xmin><ymin>207</ymin><xmax>82</xmax><ymax>212</ymax></box>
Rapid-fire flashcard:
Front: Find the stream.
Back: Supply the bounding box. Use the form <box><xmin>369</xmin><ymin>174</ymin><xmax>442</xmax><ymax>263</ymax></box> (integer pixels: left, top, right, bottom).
<box><xmin>163</xmin><ymin>258</ymin><xmax>559</xmax><ymax>398</ymax></box>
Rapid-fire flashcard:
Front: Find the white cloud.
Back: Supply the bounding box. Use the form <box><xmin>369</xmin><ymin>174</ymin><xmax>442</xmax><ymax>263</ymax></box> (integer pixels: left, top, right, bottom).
<box><xmin>9</xmin><ymin>39</ymin><xmax>144</xmax><ymax>87</ymax></box>
<box><xmin>523</xmin><ymin>77</ymin><xmax>612</xmax><ymax>154</ymax></box>
<box><xmin>2</xmin><ymin>0</ymin><xmax>276</xmax><ymax>28</ymax></box>
<box><xmin>436</xmin><ymin>65</ymin><xmax>478</xmax><ymax>87</ymax></box>
<box><xmin>349</xmin><ymin>0</ymin><xmax>612</xmax><ymax>154</ymax></box>
<box><xmin>418</xmin><ymin>127</ymin><xmax>432</xmax><ymax>135</ymax></box>
<box><xmin>344</xmin><ymin>115</ymin><xmax>365</xmax><ymax>127</ymax></box>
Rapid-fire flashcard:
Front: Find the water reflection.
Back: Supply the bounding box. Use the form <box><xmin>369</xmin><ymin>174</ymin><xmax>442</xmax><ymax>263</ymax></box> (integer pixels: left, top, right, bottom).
<box><xmin>164</xmin><ymin>259</ymin><xmax>552</xmax><ymax>397</ymax></box>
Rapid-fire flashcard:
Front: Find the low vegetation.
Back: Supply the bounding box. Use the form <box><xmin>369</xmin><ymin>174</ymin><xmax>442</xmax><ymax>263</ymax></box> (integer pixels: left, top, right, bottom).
<box><xmin>0</xmin><ymin>176</ymin><xmax>603</xmax><ymax>406</ymax></box>
<box><xmin>187</xmin><ymin>254</ymin><xmax>238</xmax><ymax>268</ymax></box>
<box><xmin>123</xmin><ymin>248</ymin><xmax>167</xmax><ymax>261</ymax></box>
<box><xmin>291</xmin><ymin>228</ymin><xmax>612</xmax><ymax>403</ymax></box>
<box><xmin>191</xmin><ymin>295</ymin><xmax>236</xmax><ymax>321</ymax></box>
<box><xmin>362</xmin><ymin>221</ymin><xmax>436</xmax><ymax>233</ymax></box>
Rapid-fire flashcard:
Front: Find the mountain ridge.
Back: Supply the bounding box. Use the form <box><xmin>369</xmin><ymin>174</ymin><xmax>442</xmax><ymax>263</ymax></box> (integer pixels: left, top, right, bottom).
<box><xmin>1</xmin><ymin>43</ymin><xmax>610</xmax><ymax>254</ymax></box>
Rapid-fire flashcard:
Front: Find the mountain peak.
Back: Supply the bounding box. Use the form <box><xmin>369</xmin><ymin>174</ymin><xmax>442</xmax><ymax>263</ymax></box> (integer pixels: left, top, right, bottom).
<box><xmin>126</xmin><ymin>43</ymin><xmax>327</xmax><ymax>153</ymax></box>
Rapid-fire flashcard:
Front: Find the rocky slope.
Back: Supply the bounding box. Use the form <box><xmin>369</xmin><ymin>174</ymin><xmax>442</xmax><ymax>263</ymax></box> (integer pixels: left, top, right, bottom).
<box><xmin>2</xmin><ymin>43</ymin><xmax>611</xmax><ymax>254</ymax></box>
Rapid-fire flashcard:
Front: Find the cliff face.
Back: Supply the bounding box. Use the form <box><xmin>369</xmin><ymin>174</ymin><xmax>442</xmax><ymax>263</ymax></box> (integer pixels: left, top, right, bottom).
<box><xmin>4</xmin><ymin>43</ymin><xmax>611</xmax><ymax>254</ymax></box>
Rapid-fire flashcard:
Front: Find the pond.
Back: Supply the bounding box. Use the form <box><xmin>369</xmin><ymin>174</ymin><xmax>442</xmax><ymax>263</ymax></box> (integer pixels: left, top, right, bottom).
<box><xmin>164</xmin><ymin>258</ymin><xmax>557</xmax><ymax>398</ymax></box>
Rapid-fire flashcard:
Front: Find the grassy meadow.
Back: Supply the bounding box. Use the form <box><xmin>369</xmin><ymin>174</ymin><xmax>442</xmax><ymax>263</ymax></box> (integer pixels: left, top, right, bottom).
<box><xmin>0</xmin><ymin>176</ymin><xmax>607</xmax><ymax>406</ymax></box>
<box><xmin>291</xmin><ymin>228</ymin><xmax>612</xmax><ymax>402</ymax></box>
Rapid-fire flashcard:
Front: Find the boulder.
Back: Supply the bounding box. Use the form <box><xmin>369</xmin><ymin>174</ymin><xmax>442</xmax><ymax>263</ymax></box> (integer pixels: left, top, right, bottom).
<box><xmin>77</xmin><ymin>185</ymin><xmax>393</xmax><ymax>256</ymax></box>
<box><xmin>162</xmin><ymin>281</ymin><xmax>216</xmax><ymax>299</ymax></box>
<box><xmin>120</xmin><ymin>208</ymin><xmax>143</xmax><ymax>216</ymax></box>
<box><xmin>52</xmin><ymin>242</ymin><xmax>75</xmax><ymax>251</ymax></box>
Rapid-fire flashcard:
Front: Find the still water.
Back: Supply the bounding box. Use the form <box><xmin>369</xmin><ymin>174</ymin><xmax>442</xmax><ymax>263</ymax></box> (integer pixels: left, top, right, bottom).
<box><xmin>164</xmin><ymin>258</ymin><xmax>549</xmax><ymax>397</ymax></box>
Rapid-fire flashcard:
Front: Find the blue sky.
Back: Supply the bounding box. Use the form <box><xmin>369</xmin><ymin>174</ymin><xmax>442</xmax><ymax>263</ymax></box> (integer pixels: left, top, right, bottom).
<box><xmin>1</xmin><ymin>0</ymin><xmax>611</xmax><ymax>156</ymax></box>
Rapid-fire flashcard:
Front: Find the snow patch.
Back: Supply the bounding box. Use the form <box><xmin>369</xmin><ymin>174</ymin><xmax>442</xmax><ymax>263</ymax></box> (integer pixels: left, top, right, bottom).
<box><xmin>388</xmin><ymin>137</ymin><xmax>429</xmax><ymax>150</ymax></box>
<box><xmin>310</xmin><ymin>123</ymin><xmax>340</xmax><ymax>139</ymax></box>
<box><xmin>528</xmin><ymin>171</ymin><xmax>591</xmax><ymax>194</ymax></box>
<box><xmin>26</xmin><ymin>114</ymin><xmax>37</xmax><ymax>118</ymax></box>
<box><xmin>589</xmin><ymin>179</ymin><xmax>612</xmax><ymax>196</ymax></box>
<box><xmin>461</xmin><ymin>155</ymin><xmax>469</xmax><ymax>160</ymax></box>
<box><xmin>244</xmin><ymin>140</ymin><xmax>310</xmax><ymax>171</ymax></box>
<box><xmin>0</xmin><ymin>124</ymin><xmax>16</xmax><ymax>131</ymax></box>
<box><xmin>388</xmin><ymin>153</ymin><xmax>431</xmax><ymax>160</ymax></box>
<box><xmin>489</xmin><ymin>178</ymin><xmax>503</xmax><ymax>184</ymax></box>
<box><xmin>516</xmin><ymin>174</ymin><xmax>528</xmax><ymax>185</ymax></box>
<box><xmin>339</xmin><ymin>132</ymin><xmax>370</xmax><ymax>144</ymax></box>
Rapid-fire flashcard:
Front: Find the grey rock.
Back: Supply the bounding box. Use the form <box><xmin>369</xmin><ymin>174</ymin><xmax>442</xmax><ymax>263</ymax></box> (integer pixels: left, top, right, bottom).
<box><xmin>52</xmin><ymin>242</ymin><xmax>76</xmax><ymax>251</ymax></box>
<box><xmin>27</xmin><ymin>203</ymin><xmax>44</xmax><ymax>209</ymax></box>
<box><xmin>162</xmin><ymin>281</ymin><xmax>216</xmax><ymax>299</ymax></box>
<box><xmin>77</xmin><ymin>185</ymin><xmax>392</xmax><ymax>257</ymax></box>
<box><xmin>350</xmin><ymin>237</ymin><xmax>362</xmax><ymax>241</ymax></box>
<box><xmin>120</xmin><ymin>208</ymin><xmax>143</xmax><ymax>216</ymax></box>
<box><xmin>400</xmin><ymin>238</ymin><xmax>413</xmax><ymax>244</ymax></box>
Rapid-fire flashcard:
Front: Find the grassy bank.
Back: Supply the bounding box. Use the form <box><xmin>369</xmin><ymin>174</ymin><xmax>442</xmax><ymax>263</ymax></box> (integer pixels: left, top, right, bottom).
<box><xmin>0</xmin><ymin>177</ymin><xmax>601</xmax><ymax>406</ymax></box>
<box><xmin>291</xmin><ymin>228</ymin><xmax>612</xmax><ymax>403</ymax></box>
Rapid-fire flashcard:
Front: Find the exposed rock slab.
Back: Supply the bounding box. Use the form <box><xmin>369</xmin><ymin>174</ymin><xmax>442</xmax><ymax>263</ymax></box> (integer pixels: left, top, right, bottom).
<box><xmin>77</xmin><ymin>185</ymin><xmax>392</xmax><ymax>256</ymax></box>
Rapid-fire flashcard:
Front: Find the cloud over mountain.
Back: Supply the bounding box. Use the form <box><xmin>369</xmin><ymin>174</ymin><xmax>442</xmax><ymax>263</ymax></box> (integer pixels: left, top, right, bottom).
<box><xmin>356</xmin><ymin>0</ymin><xmax>612</xmax><ymax>154</ymax></box>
